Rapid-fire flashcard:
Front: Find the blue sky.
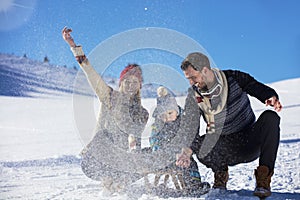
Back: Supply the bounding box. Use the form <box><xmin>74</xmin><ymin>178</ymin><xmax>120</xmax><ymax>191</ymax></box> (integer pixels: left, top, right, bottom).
<box><xmin>0</xmin><ymin>0</ymin><xmax>299</xmax><ymax>85</ymax></box>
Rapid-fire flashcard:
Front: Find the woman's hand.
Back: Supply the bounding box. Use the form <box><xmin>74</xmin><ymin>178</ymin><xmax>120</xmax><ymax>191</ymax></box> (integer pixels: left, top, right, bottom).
<box><xmin>62</xmin><ymin>27</ymin><xmax>76</xmax><ymax>47</ymax></box>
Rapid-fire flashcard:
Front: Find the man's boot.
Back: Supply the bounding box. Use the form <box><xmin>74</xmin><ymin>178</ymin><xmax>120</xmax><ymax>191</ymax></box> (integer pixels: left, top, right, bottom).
<box><xmin>213</xmin><ymin>170</ymin><xmax>229</xmax><ymax>189</ymax></box>
<box><xmin>253</xmin><ymin>166</ymin><xmax>274</xmax><ymax>198</ymax></box>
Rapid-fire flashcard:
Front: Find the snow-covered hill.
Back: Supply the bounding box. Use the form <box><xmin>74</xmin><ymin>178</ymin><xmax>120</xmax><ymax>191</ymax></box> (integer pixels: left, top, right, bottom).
<box><xmin>0</xmin><ymin>54</ymin><xmax>299</xmax><ymax>199</ymax></box>
<box><xmin>0</xmin><ymin>53</ymin><xmax>124</xmax><ymax>99</ymax></box>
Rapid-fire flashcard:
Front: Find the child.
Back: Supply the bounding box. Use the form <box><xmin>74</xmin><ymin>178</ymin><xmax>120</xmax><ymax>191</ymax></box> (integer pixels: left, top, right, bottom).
<box><xmin>149</xmin><ymin>86</ymin><xmax>206</xmax><ymax>192</ymax></box>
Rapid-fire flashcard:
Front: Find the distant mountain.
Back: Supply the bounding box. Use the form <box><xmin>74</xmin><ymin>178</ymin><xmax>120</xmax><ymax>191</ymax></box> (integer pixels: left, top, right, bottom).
<box><xmin>0</xmin><ymin>54</ymin><xmax>85</xmax><ymax>97</ymax></box>
<box><xmin>0</xmin><ymin>54</ymin><xmax>186</xmax><ymax>98</ymax></box>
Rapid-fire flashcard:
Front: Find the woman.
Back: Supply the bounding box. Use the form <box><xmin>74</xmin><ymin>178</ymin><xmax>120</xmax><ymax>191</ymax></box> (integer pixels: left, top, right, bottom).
<box><xmin>62</xmin><ymin>27</ymin><xmax>149</xmax><ymax>195</ymax></box>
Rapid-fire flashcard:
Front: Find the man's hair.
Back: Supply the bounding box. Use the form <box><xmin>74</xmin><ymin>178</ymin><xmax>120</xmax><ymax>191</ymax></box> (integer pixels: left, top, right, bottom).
<box><xmin>181</xmin><ymin>52</ymin><xmax>211</xmax><ymax>71</ymax></box>
<box><xmin>181</xmin><ymin>60</ymin><xmax>197</xmax><ymax>71</ymax></box>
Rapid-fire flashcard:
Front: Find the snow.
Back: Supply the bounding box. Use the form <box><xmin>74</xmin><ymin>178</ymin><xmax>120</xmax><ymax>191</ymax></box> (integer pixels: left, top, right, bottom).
<box><xmin>0</xmin><ymin>54</ymin><xmax>300</xmax><ymax>199</ymax></box>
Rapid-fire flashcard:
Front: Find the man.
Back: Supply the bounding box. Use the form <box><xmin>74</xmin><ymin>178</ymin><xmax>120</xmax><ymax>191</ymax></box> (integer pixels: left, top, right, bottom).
<box><xmin>175</xmin><ymin>52</ymin><xmax>282</xmax><ymax>198</ymax></box>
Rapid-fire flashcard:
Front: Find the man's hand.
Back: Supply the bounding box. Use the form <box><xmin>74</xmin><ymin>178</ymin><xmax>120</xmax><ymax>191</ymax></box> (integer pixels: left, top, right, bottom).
<box><xmin>175</xmin><ymin>147</ymin><xmax>193</xmax><ymax>168</ymax></box>
<box><xmin>265</xmin><ymin>96</ymin><xmax>282</xmax><ymax>112</ymax></box>
<box><xmin>62</xmin><ymin>27</ymin><xmax>76</xmax><ymax>47</ymax></box>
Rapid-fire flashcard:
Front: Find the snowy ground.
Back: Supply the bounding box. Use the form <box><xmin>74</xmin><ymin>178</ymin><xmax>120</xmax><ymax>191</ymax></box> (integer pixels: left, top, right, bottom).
<box><xmin>1</xmin><ymin>77</ymin><xmax>300</xmax><ymax>199</ymax></box>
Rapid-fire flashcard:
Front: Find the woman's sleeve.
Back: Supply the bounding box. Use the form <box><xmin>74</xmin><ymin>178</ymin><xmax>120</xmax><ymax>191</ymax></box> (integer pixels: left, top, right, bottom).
<box><xmin>70</xmin><ymin>46</ymin><xmax>112</xmax><ymax>103</ymax></box>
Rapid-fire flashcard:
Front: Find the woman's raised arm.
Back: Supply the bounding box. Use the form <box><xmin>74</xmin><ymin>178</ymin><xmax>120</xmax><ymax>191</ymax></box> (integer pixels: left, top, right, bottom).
<box><xmin>62</xmin><ymin>27</ymin><xmax>112</xmax><ymax>104</ymax></box>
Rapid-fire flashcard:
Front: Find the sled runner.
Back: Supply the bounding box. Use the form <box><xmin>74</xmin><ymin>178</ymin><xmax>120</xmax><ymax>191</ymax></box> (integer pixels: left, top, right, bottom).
<box><xmin>142</xmin><ymin>168</ymin><xmax>211</xmax><ymax>198</ymax></box>
<box><xmin>144</xmin><ymin>168</ymin><xmax>186</xmax><ymax>191</ymax></box>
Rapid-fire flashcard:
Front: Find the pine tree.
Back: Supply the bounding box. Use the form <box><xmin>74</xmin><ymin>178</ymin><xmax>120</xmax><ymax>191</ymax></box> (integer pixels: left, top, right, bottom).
<box><xmin>44</xmin><ymin>56</ymin><xmax>49</xmax><ymax>63</ymax></box>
